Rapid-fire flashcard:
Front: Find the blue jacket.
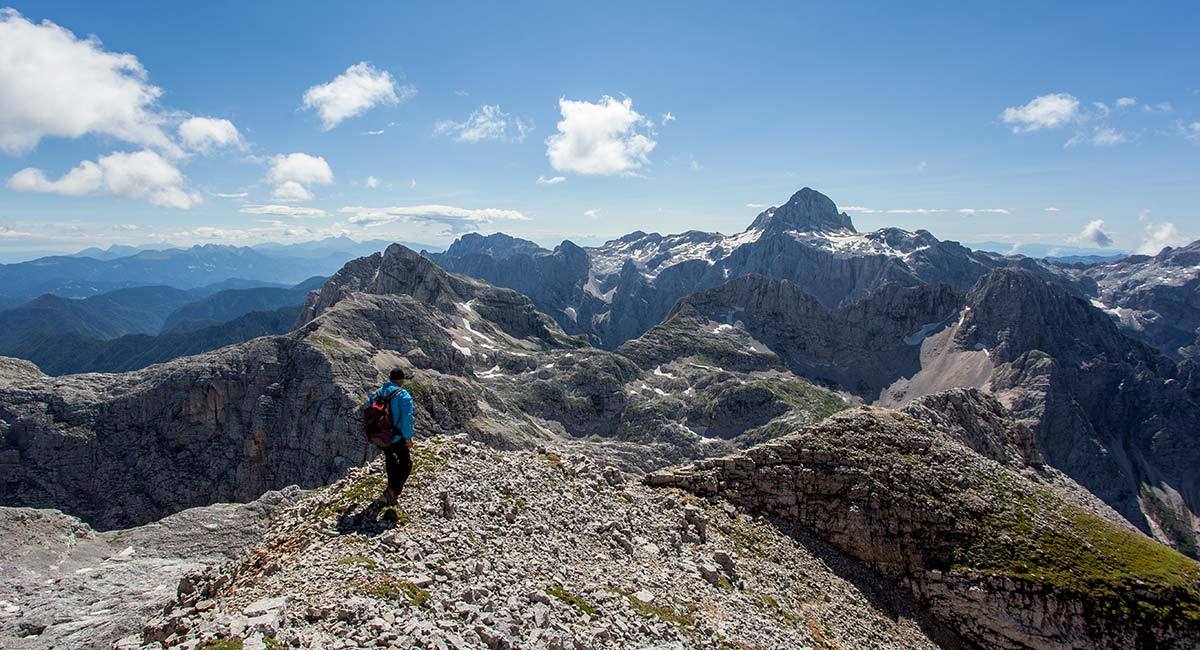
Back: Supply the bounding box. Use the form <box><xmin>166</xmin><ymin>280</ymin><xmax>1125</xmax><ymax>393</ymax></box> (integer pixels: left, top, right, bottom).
<box><xmin>368</xmin><ymin>381</ymin><xmax>414</xmax><ymax>443</ymax></box>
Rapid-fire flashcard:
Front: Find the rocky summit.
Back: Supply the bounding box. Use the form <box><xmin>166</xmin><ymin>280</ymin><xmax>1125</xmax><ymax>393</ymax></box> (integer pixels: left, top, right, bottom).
<box><xmin>1</xmin><ymin>188</ymin><xmax>1198</xmax><ymax>649</ymax></box>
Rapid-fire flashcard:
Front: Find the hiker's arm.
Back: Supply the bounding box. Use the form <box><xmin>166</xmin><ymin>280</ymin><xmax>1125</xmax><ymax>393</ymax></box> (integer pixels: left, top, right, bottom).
<box><xmin>398</xmin><ymin>393</ymin><xmax>417</xmax><ymax>443</ymax></box>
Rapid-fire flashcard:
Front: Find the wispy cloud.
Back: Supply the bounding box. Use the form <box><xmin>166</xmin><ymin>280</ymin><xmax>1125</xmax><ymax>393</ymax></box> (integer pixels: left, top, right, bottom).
<box><xmin>536</xmin><ymin>175</ymin><xmax>566</xmax><ymax>185</ymax></box>
<box><xmin>434</xmin><ymin>105</ymin><xmax>531</xmax><ymax>143</ymax></box>
<box><xmin>1002</xmin><ymin>93</ymin><xmax>1079</xmax><ymax>132</ymax></box>
<box><xmin>338</xmin><ymin>204</ymin><xmax>530</xmax><ymax>233</ymax></box>
<box><xmin>240</xmin><ymin>204</ymin><xmax>329</xmax><ymax>218</ymax></box>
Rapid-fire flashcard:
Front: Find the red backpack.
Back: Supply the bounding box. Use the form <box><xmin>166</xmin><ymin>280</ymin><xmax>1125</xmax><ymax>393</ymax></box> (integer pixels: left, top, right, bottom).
<box><xmin>362</xmin><ymin>389</ymin><xmax>398</xmax><ymax>449</ymax></box>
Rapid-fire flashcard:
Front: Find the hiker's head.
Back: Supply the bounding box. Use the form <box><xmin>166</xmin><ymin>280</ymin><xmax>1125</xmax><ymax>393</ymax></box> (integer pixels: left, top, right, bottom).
<box><xmin>389</xmin><ymin>368</ymin><xmax>406</xmax><ymax>385</ymax></box>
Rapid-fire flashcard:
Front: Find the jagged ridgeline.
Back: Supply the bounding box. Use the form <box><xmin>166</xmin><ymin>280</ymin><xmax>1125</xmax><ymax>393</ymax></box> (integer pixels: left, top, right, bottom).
<box><xmin>0</xmin><ymin>189</ymin><xmax>1198</xmax><ymax>648</ymax></box>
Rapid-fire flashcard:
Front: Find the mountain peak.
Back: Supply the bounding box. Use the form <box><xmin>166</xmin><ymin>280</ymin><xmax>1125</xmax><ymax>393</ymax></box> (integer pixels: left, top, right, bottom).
<box><xmin>748</xmin><ymin>187</ymin><xmax>856</xmax><ymax>233</ymax></box>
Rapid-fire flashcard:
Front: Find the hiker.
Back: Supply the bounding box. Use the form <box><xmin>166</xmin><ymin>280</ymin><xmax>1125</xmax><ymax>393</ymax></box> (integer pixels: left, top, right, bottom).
<box><xmin>363</xmin><ymin>368</ymin><xmax>415</xmax><ymax>505</ymax></box>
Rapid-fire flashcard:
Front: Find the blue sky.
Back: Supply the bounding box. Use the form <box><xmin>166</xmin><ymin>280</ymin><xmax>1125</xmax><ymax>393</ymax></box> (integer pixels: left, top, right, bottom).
<box><xmin>0</xmin><ymin>1</ymin><xmax>1197</xmax><ymax>259</ymax></box>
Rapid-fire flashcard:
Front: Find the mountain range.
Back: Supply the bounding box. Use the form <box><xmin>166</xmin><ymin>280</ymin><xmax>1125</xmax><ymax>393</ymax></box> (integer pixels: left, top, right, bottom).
<box><xmin>1</xmin><ymin>188</ymin><xmax>1198</xmax><ymax>648</ymax></box>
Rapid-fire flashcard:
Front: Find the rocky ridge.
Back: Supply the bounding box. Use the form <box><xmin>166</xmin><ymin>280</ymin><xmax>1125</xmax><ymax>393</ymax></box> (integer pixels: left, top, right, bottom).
<box><xmin>650</xmin><ymin>391</ymin><xmax>1200</xmax><ymax>649</ymax></box>
<box><xmin>140</xmin><ymin>435</ymin><xmax>953</xmax><ymax>650</ymax></box>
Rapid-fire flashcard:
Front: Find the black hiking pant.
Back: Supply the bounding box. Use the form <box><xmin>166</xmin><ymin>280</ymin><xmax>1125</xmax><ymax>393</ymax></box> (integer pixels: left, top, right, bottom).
<box><xmin>383</xmin><ymin>439</ymin><xmax>413</xmax><ymax>496</ymax></box>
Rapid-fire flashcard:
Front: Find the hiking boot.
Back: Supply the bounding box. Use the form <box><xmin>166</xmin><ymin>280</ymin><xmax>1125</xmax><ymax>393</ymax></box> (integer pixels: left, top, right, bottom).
<box><xmin>380</xmin><ymin>488</ymin><xmax>398</xmax><ymax>505</ymax></box>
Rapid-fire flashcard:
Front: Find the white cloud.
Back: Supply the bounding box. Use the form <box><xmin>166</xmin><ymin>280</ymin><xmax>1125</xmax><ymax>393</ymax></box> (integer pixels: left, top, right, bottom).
<box><xmin>8</xmin><ymin>149</ymin><xmax>200</xmax><ymax>208</ymax></box>
<box><xmin>366</xmin><ymin>175</ymin><xmax>379</xmax><ymax>188</ymax></box>
<box><xmin>267</xmin><ymin>153</ymin><xmax>333</xmax><ymax>201</ymax></box>
<box><xmin>1143</xmin><ymin>102</ymin><xmax>1173</xmax><ymax>113</ymax></box>
<box><xmin>1183</xmin><ymin>122</ymin><xmax>1200</xmax><ymax>143</ymax></box>
<box><xmin>1116</xmin><ymin>97</ymin><xmax>1137</xmax><ymax>107</ymax></box>
<box><xmin>113</xmin><ymin>223</ymin><xmax>139</xmax><ymax>231</ymax></box>
<box><xmin>1044</xmin><ymin>206</ymin><xmax>1061</xmax><ymax>212</ymax></box>
<box><xmin>214</xmin><ymin>191</ymin><xmax>248</xmax><ymax>199</ymax></box>
<box><xmin>746</xmin><ymin>203</ymin><xmax>769</xmax><ymax>209</ymax></box>
<box><xmin>1075</xmin><ymin>219</ymin><xmax>1113</xmax><ymax>247</ymax></box>
<box><xmin>434</xmin><ymin>104</ymin><xmax>531</xmax><ymax>143</ymax></box>
<box><xmin>689</xmin><ymin>159</ymin><xmax>703</xmax><ymax>171</ymax></box>
<box><xmin>888</xmin><ymin>208</ymin><xmax>949</xmax><ymax>214</ymax></box>
<box><xmin>269</xmin><ymin>153</ymin><xmax>333</xmax><ymax>185</ymax></box>
<box><xmin>178</xmin><ymin>117</ymin><xmax>242</xmax><ymax>153</ymax></box>
<box><xmin>583</xmin><ymin>208</ymin><xmax>601</xmax><ymax>218</ymax></box>
<box><xmin>0</xmin><ymin>9</ymin><xmax>178</xmax><ymax>156</ymax></box>
<box><xmin>339</xmin><ymin>204</ymin><xmax>529</xmax><ymax>233</ymax></box>
<box><xmin>0</xmin><ymin>225</ymin><xmax>33</xmax><ymax>238</ymax></box>
<box><xmin>1001</xmin><ymin>93</ymin><xmax>1080</xmax><ymax>132</ymax></box>
<box><xmin>409</xmin><ymin>178</ymin><xmax>417</xmax><ymax>188</ymax></box>
<box><xmin>840</xmin><ymin>205</ymin><xmax>877</xmax><ymax>213</ymax></box>
<box><xmin>301</xmin><ymin>62</ymin><xmax>414</xmax><ymax>130</ymax></box>
<box><xmin>364</xmin><ymin>130</ymin><xmax>384</xmax><ymax>136</ymax></box>
<box><xmin>959</xmin><ymin>208</ymin><xmax>1010</xmax><ymax>216</ymax></box>
<box><xmin>1138</xmin><ymin>221</ymin><xmax>1187</xmax><ymax>255</ymax></box>
<box><xmin>661</xmin><ymin>112</ymin><xmax>676</xmax><ymax>124</ymax></box>
<box><xmin>8</xmin><ymin>160</ymin><xmax>101</xmax><ymax>195</ymax></box>
<box><xmin>536</xmin><ymin>175</ymin><xmax>566</xmax><ymax>185</ymax></box>
<box><xmin>545</xmin><ymin>96</ymin><xmax>657</xmax><ymax>175</ymax></box>
<box><xmin>272</xmin><ymin>180</ymin><xmax>314</xmax><ymax>202</ymax></box>
<box><xmin>240</xmin><ymin>204</ymin><xmax>329</xmax><ymax>218</ymax></box>
<box><xmin>1066</xmin><ymin>126</ymin><xmax>1127</xmax><ymax>147</ymax></box>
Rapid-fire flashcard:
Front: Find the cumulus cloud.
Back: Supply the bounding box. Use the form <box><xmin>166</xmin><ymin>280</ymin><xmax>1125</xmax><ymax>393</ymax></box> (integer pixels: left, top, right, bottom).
<box><xmin>0</xmin><ymin>9</ymin><xmax>178</xmax><ymax>155</ymax></box>
<box><xmin>8</xmin><ymin>150</ymin><xmax>200</xmax><ymax>208</ymax></box>
<box><xmin>536</xmin><ymin>175</ymin><xmax>565</xmax><ymax>185</ymax></box>
<box><xmin>1001</xmin><ymin>93</ymin><xmax>1080</xmax><ymax>132</ymax></box>
<box><xmin>1116</xmin><ymin>97</ymin><xmax>1137</xmax><ymax>107</ymax></box>
<box><xmin>583</xmin><ymin>208</ymin><xmax>600</xmax><ymax>218</ymax></box>
<box><xmin>301</xmin><ymin>62</ymin><xmax>414</xmax><ymax>130</ymax></box>
<box><xmin>338</xmin><ymin>204</ymin><xmax>529</xmax><ymax>234</ymax></box>
<box><xmin>434</xmin><ymin>104</ymin><xmax>532</xmax><ymax>143</ymax></box>
<box><xmin>240</xmin><ymin>204</ymin><xmax>329</xmax><ymax>218</ymax></box>
<box><xmin>1075</xmin><ymin>219</ymin><xmax>1114</xmax><ymax>247</ymax></box>
<box><xmin>661</xmin><ymin>112</ymin><xmax>676</xmax><ymax>124</ymax></box>
<box><xmin>545</xmin><ymin>96</ymin><xmax>656</xmax><ymax>175</ymax></box>
<box><xmin>366</xmin><ymin>175</ymin><xmax>379</xmax><ymax>188</ymax></box>
<box><xmin>1138</xmin><ymin>221</ymin><xmax>1188</xmax><ymax>255</ymax></box>
<box><xmin>178</xmin><ymin>117</ymin><xmax>242</xmax><ymax>153</ymax></box>
<box><xmin>267</xmin><ymin>153</ymin><xmax>332</xmax><ymax>201</ymax></box>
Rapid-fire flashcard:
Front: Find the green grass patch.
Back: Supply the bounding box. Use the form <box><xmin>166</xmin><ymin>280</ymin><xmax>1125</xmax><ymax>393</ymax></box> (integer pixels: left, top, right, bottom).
<box><xmin>357</xmin><ymin>576</ymin><xmax>431</xmax><ymax>608</ymax></box>
<box><xmin>197</xmin><ymin>640</ymin><xmax>243</xmax><ymax>650</ymax></box>
<box><xmin>263</xmin><ymin>637</ymin><xmax>286</xmax><ymax>650</ymax></box>
<box><xmin>752</xmin><ymin>593</ymin><xmax>800</xmax><ymax>626</ymax></box>
<box><xmin>547</xmin><ymin>587</ymin><xmax>598</xmax><ymax>616</ymax></box>
<box><xmin>955</xmin><ymin>479</ymin><xmax>1200</xmax><ymax>630</ymax></box>
<box><xmin>538</xmin><ymin>452</ymin><xmax>563</xmax><ymax>470</ymax></box>
<box><xmin>342</xmin><ymin>473</ymin><xmax>386</xmax><ymax>506</ymax></box>
<box><xmin>337</xmin><ymin>554</ymin><xmax>378</xmax><ymax>570</ymax></box>
<box><xmin>617</xmin><ymin>590</ymin><xmax>694</xmax><ymax>628</ymax></box>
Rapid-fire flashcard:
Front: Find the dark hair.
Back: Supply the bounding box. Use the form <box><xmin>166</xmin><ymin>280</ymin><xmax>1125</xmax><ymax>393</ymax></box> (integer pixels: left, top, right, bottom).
<box><xmin>389</xmin><ymin>368</ymin><xmax>406</xmax><ymax>382</ymax></box>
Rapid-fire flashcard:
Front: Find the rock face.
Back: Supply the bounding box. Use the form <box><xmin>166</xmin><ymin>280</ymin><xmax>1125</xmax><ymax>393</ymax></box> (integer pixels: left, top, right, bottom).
<box><xmin>0</xmin><ymin>244</ymin><xmax>846</xmax><ymax>528</ymax></box>
<box><xmin>141</xmin><ymin>436</ymin><xmax>950</xmax><ymax>649</ymax></box>
<box><xmin>649</xmin><ymin>392</ymin><xmax>1200</xmax><ymax>649</ymax></box>
<box><xmin>0</xmin><ymin>487</ymin><xmax>296</xmax><ymax>649</ymax></box>
<box><xmin>636</xmin><ymin>267</ymin><xmax>1200</xmax><ymax>557</ymax></box>
<box><xmin>1069</xmin><ymin>241</ymin><xmax>1200</xmax><ymax>359</ymax></box>
<box><xmin>427</xmin><ymin>187</ymin><xmax>1062</xmax><ymax>348</ymax></box>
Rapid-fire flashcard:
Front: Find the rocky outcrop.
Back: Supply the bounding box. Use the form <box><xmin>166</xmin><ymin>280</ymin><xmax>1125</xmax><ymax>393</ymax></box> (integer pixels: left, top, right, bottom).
<box><xmin>141</xmin><ymin>435</ymin><xmax>949</xmax><ymax>649</ymax></box>
<box><xmin>0</xmin><ymin>487</ymin><xmax>296</xmax><ymax>649</ymax></box>
<box><xmin>649</xmin><ymin>393</ymin><xmax>1200</xmax><ymax>649</ymax></box>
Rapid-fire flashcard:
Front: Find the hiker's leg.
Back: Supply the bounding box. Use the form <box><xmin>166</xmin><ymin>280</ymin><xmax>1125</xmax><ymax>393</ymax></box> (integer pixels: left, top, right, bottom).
<box><xmin>383</xmin><ymin>445</ymin><xmax>402</xmax><ymax>497</ymax></box>
<box><xmin>395</xmin><ymin>442</ymin><xmax>413</xmax><ymax>495</ymax></box>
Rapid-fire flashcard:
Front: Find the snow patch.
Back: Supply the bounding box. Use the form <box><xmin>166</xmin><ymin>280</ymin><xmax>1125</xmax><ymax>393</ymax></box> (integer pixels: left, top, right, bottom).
<box><xmin>451</xmin><ymin>342</ymin><xmax>472</xmax><ymax>357</ymax></box>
